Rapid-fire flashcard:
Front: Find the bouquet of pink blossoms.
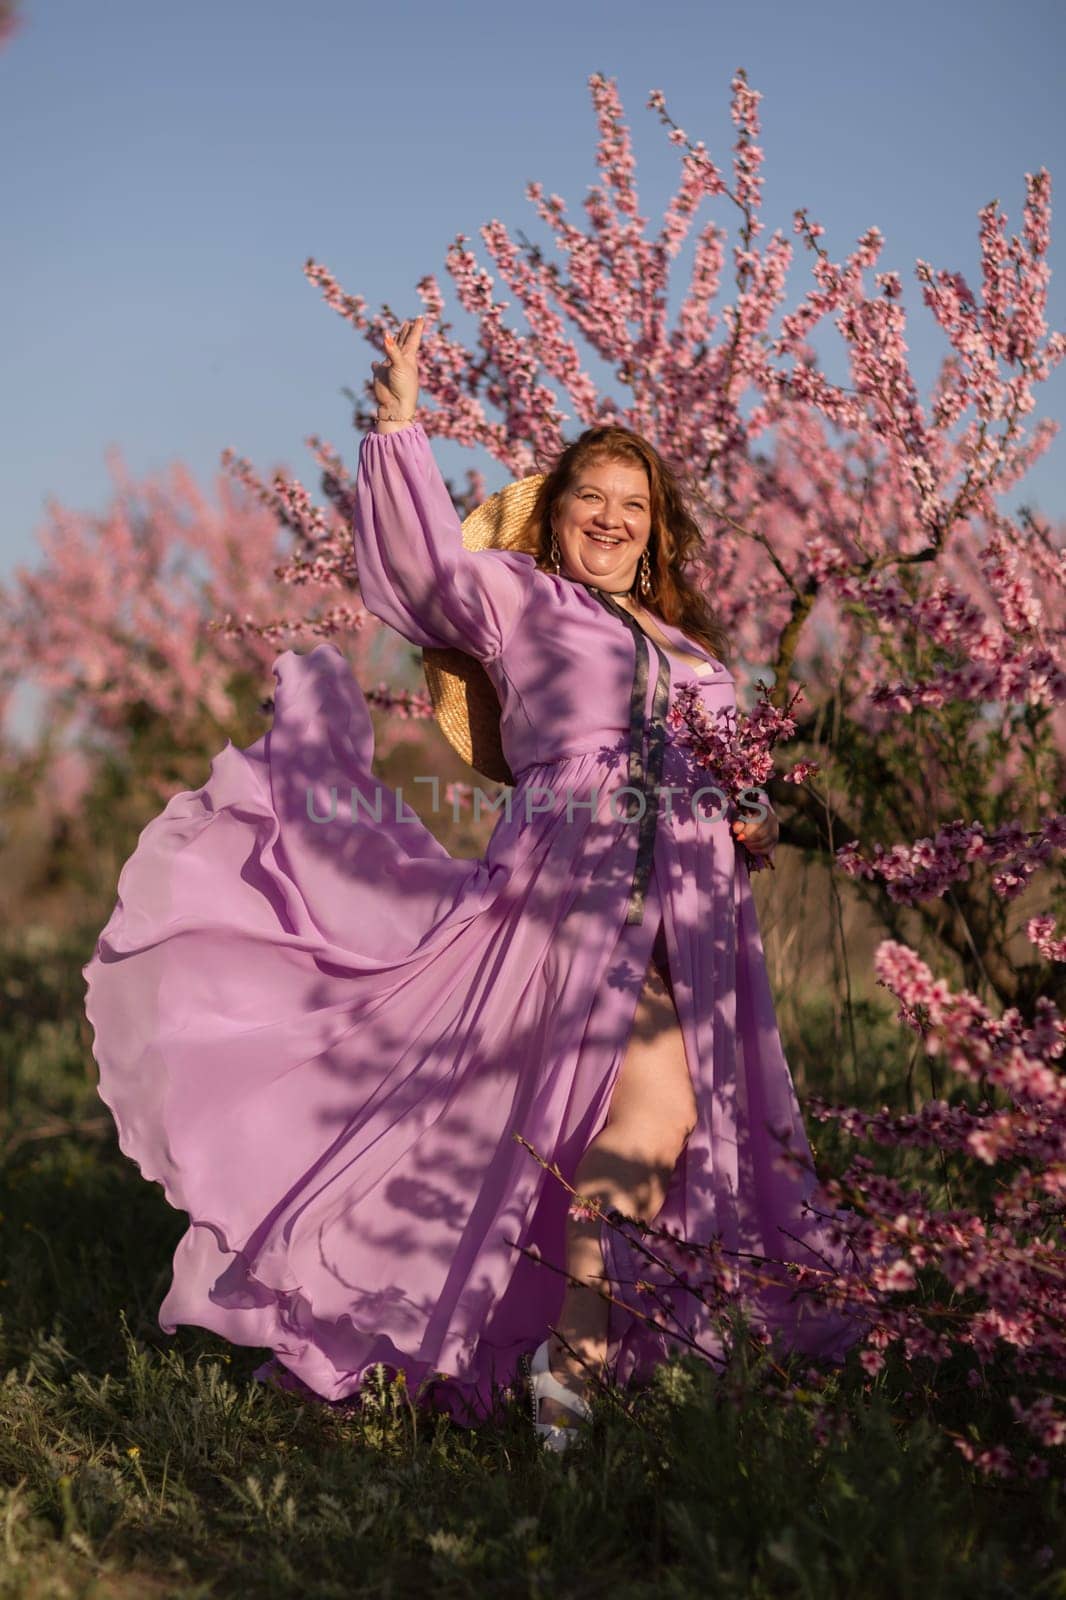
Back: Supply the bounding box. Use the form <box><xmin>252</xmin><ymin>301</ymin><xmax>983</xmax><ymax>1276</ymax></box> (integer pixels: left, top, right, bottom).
<box><xmin>667</xmin><ymin>677</ymin><xmax>818</xmax><ymax>874</ymax></box>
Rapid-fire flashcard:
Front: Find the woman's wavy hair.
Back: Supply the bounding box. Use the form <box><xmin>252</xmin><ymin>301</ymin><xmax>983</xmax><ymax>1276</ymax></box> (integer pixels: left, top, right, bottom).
<box><xmin>517</xmin><ymin>424</ymin><xmax>730</xmax><ymax>666</ymax></box>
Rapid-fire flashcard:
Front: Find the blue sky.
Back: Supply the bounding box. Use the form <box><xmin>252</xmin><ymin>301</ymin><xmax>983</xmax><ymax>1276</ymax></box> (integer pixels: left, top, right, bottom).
<box><xmin>2</xmin><ymin>0</ymin><xmax>1064</xmax><ymax>594</ymax></box>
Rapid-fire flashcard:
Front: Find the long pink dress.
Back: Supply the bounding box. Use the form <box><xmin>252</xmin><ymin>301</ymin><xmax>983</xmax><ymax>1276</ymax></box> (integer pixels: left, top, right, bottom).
<box><xmin>82</xmin><ymin>420</ymin><xmax>864</xmax><ymax>1424</ymax></box>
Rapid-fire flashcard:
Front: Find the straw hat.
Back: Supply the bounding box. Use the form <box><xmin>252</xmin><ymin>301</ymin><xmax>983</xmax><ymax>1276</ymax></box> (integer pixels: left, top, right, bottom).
<box><xmin>422</xmin><ymin>472</ymin><xmax>547</xmax><ymax>787</ymax></box>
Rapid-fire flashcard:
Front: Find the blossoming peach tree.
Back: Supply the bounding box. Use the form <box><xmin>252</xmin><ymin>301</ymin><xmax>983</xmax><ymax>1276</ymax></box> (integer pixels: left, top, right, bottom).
<box><xmin>0</xmin><ymin>449</ymin><xmax>420</xmax><ymax>902</ymax></box>
<box><xmin>246</xmin><ymin>68</ymin><xmax>1060</xmax><ymax>1478</ymax></box>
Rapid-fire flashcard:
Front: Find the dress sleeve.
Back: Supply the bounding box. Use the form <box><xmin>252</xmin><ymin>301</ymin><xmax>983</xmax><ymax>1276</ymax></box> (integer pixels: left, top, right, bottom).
<box><xmin>352</xmin><ymin>421</ymin><xmax>538</xmax><ymax>662</ymax></box>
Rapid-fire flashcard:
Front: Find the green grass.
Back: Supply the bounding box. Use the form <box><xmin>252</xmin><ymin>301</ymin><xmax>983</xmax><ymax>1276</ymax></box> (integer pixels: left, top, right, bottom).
<box><xmin>0</xmin><ymin>928</ymin><xmax>1062</xmax><ymax>1598</ymax></box>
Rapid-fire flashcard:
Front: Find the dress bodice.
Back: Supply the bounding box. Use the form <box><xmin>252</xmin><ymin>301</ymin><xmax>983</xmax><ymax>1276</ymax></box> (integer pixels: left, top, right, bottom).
<box><xmin>486</xmin><ymin>572</ymin><xmax>734</xmax><ymax>922</ymax></box>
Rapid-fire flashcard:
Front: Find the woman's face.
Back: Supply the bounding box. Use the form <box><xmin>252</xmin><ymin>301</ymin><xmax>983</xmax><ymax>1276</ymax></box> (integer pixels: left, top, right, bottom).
<box><xmin>551</xmin><ymin>457</ymin><xmax>653</xmax><ymax>594</ymax></box>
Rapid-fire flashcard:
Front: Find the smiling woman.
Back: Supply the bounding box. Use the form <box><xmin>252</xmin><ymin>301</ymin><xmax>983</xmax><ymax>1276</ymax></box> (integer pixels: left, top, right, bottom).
<box><xmin>564</xmin><ymin>468</ymin><xmax>651</xmax><ymax>572</ymax></box>
<box><xmin>523</xmin><ymin>420</ymin><xmax>731</xmax><ymax>669</ymax></box>
<box><xmin>532</xmin><ymin>435</ymin><xmax>726</xmax><ymax>682</ymax></box>
<box><xmin>82</xmin><ymin>315</ymin><xmax>864</xmax><ymax>1457</ymax></box>
<box><xmin>558</xmin><ymin>467</ymin><xmax>722</xmax><ymax>676</ymax></box>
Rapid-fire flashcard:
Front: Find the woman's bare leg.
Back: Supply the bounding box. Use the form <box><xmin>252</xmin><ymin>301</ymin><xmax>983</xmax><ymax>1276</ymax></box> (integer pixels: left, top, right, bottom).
<box><xmin>536</xmin><ymin>938</ymin><xmax>697</xmax><ymax>1427</ymax></box>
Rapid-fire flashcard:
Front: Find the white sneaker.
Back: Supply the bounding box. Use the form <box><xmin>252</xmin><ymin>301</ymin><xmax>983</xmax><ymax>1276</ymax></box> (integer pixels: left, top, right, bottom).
<box><xmin>522</xmin><ymin>1339</ymin><xmax>592</xmax><ymax>1452</ymax></box>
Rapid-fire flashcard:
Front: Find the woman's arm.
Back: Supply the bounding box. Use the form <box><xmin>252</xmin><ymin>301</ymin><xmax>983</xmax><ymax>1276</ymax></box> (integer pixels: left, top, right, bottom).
<box><xmin>353</xmin><ymin>420</ymin><xmax>537</xmax><ymax>662</ymax></box>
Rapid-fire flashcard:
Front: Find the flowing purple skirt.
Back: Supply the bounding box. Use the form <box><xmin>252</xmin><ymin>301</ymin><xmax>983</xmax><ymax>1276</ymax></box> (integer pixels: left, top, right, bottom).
<box><xmin>83</xmin><ymin>643</ymin><xmax>867</xmax><ymax>1425</ymax></box>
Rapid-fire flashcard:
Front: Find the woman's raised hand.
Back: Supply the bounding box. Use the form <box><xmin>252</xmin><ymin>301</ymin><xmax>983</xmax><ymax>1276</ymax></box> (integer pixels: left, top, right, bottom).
<box><xmin>372</xmin><ymin>315</ymin><xmax>425</xmax><ymax>431</ymax></box>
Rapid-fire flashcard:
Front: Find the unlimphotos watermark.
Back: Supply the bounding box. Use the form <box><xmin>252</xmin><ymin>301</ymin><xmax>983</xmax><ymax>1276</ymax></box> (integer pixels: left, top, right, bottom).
<box><xmin>303</xmin><ymin>776</ymin><xmax>769</xmax><ymax>828</ymax></box>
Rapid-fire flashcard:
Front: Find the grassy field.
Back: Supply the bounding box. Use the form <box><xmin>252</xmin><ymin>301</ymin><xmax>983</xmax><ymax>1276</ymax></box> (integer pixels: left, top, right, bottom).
<box><xmin>1</xmin><ymin>923</ymin><xmax>1062</xmax><ymax>1599</ymax></box>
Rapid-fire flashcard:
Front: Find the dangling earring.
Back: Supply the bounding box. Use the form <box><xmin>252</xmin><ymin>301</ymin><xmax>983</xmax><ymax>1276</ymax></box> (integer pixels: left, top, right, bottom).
<box><xmin>550</xmin><ymin>528</ymin><xmax>561</xmax><ymax>574</ymax></box>
<box><xmin>638</xmin><ymin>547</ymin><xmax>652</xmax><ymax>597</ymax></box>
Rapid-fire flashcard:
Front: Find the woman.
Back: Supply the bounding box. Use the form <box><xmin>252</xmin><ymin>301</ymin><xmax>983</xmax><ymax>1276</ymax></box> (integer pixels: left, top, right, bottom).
<box><xmin>83</xmin><ymin>315</ymin><xmax>864</xmax><ymax>1452</ymax></box>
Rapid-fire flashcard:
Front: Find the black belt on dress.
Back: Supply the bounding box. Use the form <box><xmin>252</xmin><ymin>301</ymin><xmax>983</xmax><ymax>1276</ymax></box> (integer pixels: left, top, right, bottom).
<box><xmin>581</xmin><ymin>584</ymin><xmax>672</xmax><ymax>926</ymax></box>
